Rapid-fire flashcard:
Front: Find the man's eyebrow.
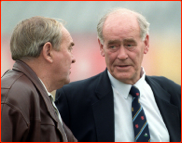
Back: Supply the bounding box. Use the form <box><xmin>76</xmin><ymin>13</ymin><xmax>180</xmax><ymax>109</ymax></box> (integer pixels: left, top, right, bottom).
<box><xmin>123</xmin><ymin>39</ymin><xmax>136</xmax><ymax>42</ymax></box>
<box><xmin>108</xmin><ymin>40</ymin><xmax>121</xmax><ymax>44</ymax></box>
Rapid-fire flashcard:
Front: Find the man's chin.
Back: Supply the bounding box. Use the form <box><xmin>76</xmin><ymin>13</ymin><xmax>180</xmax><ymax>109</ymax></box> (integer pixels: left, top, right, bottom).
<box><xmin>65</xmin><ymin>78</ymin><xmax>71</xmax><ymax>84</ymax></box>
<box><xmin>60</xmin><ymin>78</ymin><xmax>70</xmax><ymax>87</ymax></box>
<box><xmin>114</xmin><ymin>74</ymin><xmax>132</xmax><ymax>83</ymax></box>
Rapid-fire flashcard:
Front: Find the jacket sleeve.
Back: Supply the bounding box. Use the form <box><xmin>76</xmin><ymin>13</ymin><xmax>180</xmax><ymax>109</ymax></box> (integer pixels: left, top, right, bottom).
<box><xmin>1</xmin><ymin>103</ymin><xmax>29</xmax><ymax>141</ymax></box>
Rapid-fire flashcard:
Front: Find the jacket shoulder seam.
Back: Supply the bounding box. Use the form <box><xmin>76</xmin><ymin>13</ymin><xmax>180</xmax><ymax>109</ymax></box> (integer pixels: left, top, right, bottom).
<box><xmin>1</xmin><ymin>102</ymin><xmax>31</xmax><ymax>126</ymax></box>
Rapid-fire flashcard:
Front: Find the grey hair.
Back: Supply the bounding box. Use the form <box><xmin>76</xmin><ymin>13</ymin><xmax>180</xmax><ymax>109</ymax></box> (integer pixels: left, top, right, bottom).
<box><xmin>10</xmin><ymin>16</ymin><xmax>64</xmax><ymax>60</ymax></box>
<box><xmin>97</xmin><ymin>8</ymin><xmax>150</xmax><ymax>44</ymax></box>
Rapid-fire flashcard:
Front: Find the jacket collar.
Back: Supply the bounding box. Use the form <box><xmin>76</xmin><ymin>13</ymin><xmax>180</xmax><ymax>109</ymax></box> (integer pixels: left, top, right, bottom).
<box><xmin>95</xmin><ymin>69</ymin><xmax>113</xmax><ymax>99</ymax></box>
<box><xmin>145</xmin><ymin>76</ymin><xmax>180</xmax><ymax>141</ymax></box>
<box><xmin>12</xmin><ymin>60</ymin><xmax>53</xmax><ymax>113</ymax></box>
<box><xmin>93</xmin><ymin>71</ymin><xmax>180</xmax><ymax>142</ymax></box>
<box><xmin>145</xmin><ymin>76</ymin><xmax>171</xmax><ymax>102</ymax></box>
<box><xmin>12</xmin><ymin>60</ymin><xmax>67</xmax><ymax>140</ymax></box>
<box><xmin>93</xmin><ymin>69</ymin><xmax>114</xmax><ymax>141</ymax></box>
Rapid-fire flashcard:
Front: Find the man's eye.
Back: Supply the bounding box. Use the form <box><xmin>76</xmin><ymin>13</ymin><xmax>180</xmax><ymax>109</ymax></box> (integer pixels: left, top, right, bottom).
<box><xmin>124</xmin><ymin>43</ymin><xmax>136</xmax><ymax>48</ymax></box>
<box><xmin>125</xmin><ymin>44</ymin><xmax>133</xmax><ymax>47</ymax></box>
<box><xmin>109</xmin><ymin>46</ymin><xmax>116</xmax><ymax>49</ymax></box>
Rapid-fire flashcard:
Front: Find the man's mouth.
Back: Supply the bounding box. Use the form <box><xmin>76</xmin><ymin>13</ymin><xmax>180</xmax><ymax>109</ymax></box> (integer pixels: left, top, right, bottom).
<box><xmin>116</xmin><ymin>65</ymin><xmax>130</xmax><ymax>70</ymax></box>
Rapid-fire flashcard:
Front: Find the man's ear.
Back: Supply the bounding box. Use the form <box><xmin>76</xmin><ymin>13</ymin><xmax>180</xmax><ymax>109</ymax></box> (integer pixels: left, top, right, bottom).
<box><xmin>42</xmin><ymin>42</ymin><xmax>53</xmax><ymax>63</ymax></box>
<box><xmin>98</xmin><ymin>38</ymin><xmax>105</xmax><ymax>57</ymax></box>
<box><xmin>144</xmin><ymin>34</ymin><xmax>149</xmax><ymax>54</ymax></box>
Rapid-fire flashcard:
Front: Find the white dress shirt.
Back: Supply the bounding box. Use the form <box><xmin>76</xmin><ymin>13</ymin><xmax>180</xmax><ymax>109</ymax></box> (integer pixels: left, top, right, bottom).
<box><xmin>107</xmin><ymin>68</ymin><xmax>169</xmax><ymax>142</ymax></box>
<box><xmin>38</xmin><ymin>78</ymin><xmax>68</xmax><ymax>141</ymax></box>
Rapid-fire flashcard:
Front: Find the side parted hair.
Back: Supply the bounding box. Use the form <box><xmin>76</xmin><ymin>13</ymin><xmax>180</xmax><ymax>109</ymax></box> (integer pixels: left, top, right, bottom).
<box><xmin>10</xmin><ymin>16</ymin><xmax>64</xmax><ymax>60</ymax></box>
<box><xmin>97</xmin><ymin>8</ymin><xmax>150</xmax><ymax>44</ymax></box>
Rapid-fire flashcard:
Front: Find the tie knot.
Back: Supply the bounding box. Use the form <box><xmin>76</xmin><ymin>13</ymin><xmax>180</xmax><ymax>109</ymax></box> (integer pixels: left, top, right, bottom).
<box><xmin>130</xmin><ymin>86</ymin><xmax>140</xmax><ymax>98</ymax></box>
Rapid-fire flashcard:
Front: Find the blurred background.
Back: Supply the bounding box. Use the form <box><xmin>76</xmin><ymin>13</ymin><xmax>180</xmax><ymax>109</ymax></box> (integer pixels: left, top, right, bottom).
<box><xmin>1</xmin><ymin>1</ymin><xmax>181</xmax><ymax>96</ymax></box>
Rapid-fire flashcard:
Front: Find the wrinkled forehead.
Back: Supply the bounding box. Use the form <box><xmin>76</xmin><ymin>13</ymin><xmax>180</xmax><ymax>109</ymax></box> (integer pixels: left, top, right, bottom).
<box><xmin>103</xmin><ymin>12</ymin><xmax>140</xmax><ymax>36</ymax></box>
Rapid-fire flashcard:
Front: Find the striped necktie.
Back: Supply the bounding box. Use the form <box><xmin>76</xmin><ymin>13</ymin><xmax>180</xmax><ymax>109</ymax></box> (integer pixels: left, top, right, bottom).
<box><xmin>49</xmin><ymin>95</ymin><xmax>68</xmax><ymax>142</ymax></box>
<box><xmin>130</xmin><ymin>86</ymin><xmax>151</xmax><ymax>142</ymax></box>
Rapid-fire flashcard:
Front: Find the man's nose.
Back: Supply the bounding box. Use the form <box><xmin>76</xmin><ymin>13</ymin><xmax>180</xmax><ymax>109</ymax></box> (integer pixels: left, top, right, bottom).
<box><xmin>72</xmin><ymin>57</ymin><xmax>76</xmax><ymax>63</ymax></box>
<box><xmin>117</xmin><ymin>46</ymin><xmax>128</xmax><ymax>60</ymax></box>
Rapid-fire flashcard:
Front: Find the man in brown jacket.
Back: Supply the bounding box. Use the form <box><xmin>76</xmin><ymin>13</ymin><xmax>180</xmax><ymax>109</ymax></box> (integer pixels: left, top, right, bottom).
<box><xmin>1</xmin><ymin>16</ymin><xmax>77</xmax><ymax>142</ymax></box>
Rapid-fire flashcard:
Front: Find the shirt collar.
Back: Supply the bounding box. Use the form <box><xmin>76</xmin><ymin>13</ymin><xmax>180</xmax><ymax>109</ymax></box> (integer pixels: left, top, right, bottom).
<box><xmin>107</xmin><ymin>67</ymin><xmax>146</xmax><ymax>99</ymax></box>
<box><xmin>107</xmin><ymin>70</ymin><xmax>131</xmax><ymax>99</ymax></box>
<box><xmin>134</xmin><ymin>68</ymin><xmax>146</xmax><ymax>96</ymax></box>
<box><xmin>38</xmin><ymin>78</ymin><xmax>52</xmax><ymax>98</ymax></box>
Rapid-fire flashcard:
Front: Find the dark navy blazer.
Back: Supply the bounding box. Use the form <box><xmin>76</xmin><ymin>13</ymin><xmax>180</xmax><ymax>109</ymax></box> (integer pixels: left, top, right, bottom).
<box><xmin>55</xmin><ymin>69</ymin><xmax>181</xmax><ymax>142</ymax></box>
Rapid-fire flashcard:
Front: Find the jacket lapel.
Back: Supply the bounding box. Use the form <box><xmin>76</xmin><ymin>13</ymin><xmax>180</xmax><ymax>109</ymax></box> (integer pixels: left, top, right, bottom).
<box><xmin>12</xmin><ymin>60</ymin><xmax>67</xmax><ymax>141</ymax></box>
<box><xmin>92</xmin><ymin>69</ymin><xmax>115</xmax><ymax>142</ymax></box>
<box><xmin>146</xmin><ymin>76</ymin><xmax>180</xmax><ymax>141</ymax></box>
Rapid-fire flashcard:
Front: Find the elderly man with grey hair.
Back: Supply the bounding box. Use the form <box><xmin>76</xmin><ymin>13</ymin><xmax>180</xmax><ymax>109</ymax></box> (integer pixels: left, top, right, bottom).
<box><xmin>55</xmin><ymin>8</ymin><xmax>181</xmax><ymax>142</ymax></box>
<box><xmin>1</xmin><ymin>16</ymin><xmax>77</xmax><ymax>142</ymax></box>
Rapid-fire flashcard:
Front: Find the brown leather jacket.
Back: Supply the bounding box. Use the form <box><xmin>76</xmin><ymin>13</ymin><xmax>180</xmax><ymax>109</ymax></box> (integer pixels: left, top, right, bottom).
<box><xmin>1</xmin><ymin>60</ymin><xmax>77</xmax><ymax>142</ymax></box>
